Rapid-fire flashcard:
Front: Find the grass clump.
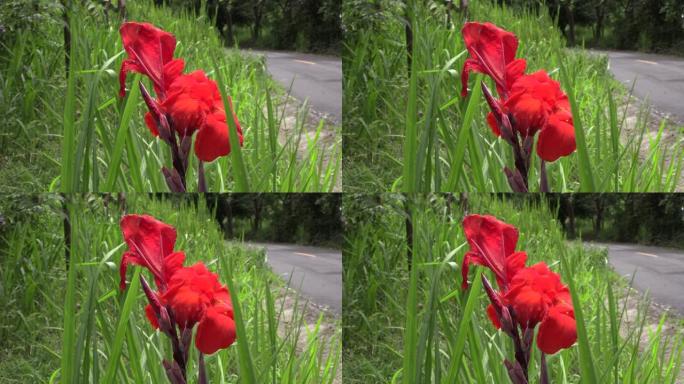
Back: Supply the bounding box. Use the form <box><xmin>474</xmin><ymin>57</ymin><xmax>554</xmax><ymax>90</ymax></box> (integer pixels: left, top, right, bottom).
<box><xmin>342</xmin><ymin>193</ymin><xmax>683</xmax><ymax>383</ymax></box>
<box><xmin>342</xmin><ymin>1</ymin><xmax>682</xmax><ymax>192</ymax></box>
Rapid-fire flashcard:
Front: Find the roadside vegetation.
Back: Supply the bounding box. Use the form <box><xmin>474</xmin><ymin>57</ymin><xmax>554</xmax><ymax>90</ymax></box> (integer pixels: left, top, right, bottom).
<box><xmin>342</xmin><ymin>0</ymin><xmax>683</xmax><ymax>192</ymax></box>
<box><xmin>0</xmin><ymin>194</ymin><xmax>340</xmax><ymax>383</ymax></box>
<box><xmin>342</xmin><ymin>193</ymin><xmax>683</xmax><ymax>383</ymax></box>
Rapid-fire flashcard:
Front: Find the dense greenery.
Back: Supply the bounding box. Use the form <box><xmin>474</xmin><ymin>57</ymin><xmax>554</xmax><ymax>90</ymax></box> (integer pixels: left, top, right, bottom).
<box><xmin>543</xmin><ymin>0</ymin><xmax>684</xmax><ymax>54</ymax></box>
<box><xmin>343</xmin><ymin>0</ymin><xmax>682</xmax><ymax>193</ymax></box>
<box><xmin>162</xmin><ymin>0</ymin><xmax>342</xmax><ymax>53</ymax></box>
<box><xmin>0</xmin><ymin>194</ymin><xmax>63</xmax><ymax>380</ymax></box>
<box><xmin>0</xmin><ymin>0</ymin><xmax>63</xmax><ymax>192</ymax></box>
<box><xmin>549</xmin><ymin>193</ymin><xmax>684</xmax><ymax>248</ymax></box>
<box><xmin>206</xmin><ymin>193</ymin><xmax>343</xmax><ymax>247</ymax></box>
<box><xmin>343</xmin><ymin>193</ymin><xmax>683</xmax><ymax>383</ymax></box>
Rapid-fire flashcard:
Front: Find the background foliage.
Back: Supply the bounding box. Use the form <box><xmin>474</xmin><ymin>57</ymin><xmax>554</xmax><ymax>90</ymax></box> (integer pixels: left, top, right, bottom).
<box><xmin>163</xmin><ymin>0</ymin><xmax>342</xmax><ymax>53</ymax></box>
<box><xmin>206</xmin><ymin>193</ymin><xmax>342</xmax><ymax>247</ymax></box>
<box><xmin>548</xmin><ymin>193</ymin><xmax>684</xmax><ymax>248</ymax></box>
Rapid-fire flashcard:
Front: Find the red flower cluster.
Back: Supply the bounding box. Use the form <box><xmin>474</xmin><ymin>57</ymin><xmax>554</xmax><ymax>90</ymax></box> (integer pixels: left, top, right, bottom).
<box><xmin>120</xmin><ymin>214</ymin><xmax>236</xmax><ymax>355</ymax></box>
<box><xmin>119</xmin><ymin>22</ymin><xmax>243</xmax><ymax>164</ymax></box>
<box><xmin>461</xmin><ymin>22</ymin><xmax>576</xmax><ymax>163</ymax></box>
<box><xmin>461</xmin><ymin>214</ymin><xmax>576</xmax><ymax>357</ymax></box>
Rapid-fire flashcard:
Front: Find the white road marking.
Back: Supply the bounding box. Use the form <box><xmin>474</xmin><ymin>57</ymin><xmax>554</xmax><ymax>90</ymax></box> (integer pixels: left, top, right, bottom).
<box><xmin>294</xmin><ymin>252</ymin><xmax>317</xmax><ymax>258</ymax></box>
<box><xmin>637</xmin><ymin>252</ymin><xmax>659</xmax><ymax>258</ymax></box>
<box><xmin>294</xmin><ymin>59</ymin><xmax>316</xmax><ymax>65</ymax></box>
<box><xmin>636</xmin><ymin>59</ymin><xmax>658</xmax><ymax>65</ymax></box>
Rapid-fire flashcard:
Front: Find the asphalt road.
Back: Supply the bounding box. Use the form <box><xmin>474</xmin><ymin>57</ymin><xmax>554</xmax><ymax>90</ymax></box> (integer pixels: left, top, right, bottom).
<box><xmin>248</xmin><ymin>242</ymin><xmax>342</xmax><ymax>314</ymax></box>
<box><xmin>595</xmin><ymin>50</ymin><xmax>684</xmax><ymax>122</ymax></box>
<box><xmin>246</xmin><ymin>50</ymin><xmax>342</xmax><ymax>123</ymax></box>
<box><xmin>593</xmin><ymin>242</ymin><xmax>684</xmax><ymax>314</ymax></box>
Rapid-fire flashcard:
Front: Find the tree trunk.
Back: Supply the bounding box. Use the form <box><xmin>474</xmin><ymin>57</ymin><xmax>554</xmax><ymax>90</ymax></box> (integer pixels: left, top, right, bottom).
<box><xmin>459</xmin><ymin>0</ymin><xmax>469</xmax><ymax>20</ymax></box>
<box><xmin>252</xmin><ymin>195</ymin><xmax>262</xmax><ymax>235</ymax></box>
<box><xmin>594</xmin><ymin>196</ymin><xmax>604</xmax><ymax>238</ymax></box>
<box><xmin>567</xmin><ymin>197</ymin><xmax>576</xmax><ymax>238</ymax></box>
<box><xmin>252</xmin><ymin>2</ymin><xmax>263</xmax><ymax>42</ymax></box>
<box><xmin>226</xmin><ymin>6</ymin><xmax>234</xmax><ymax>44</ymax></box>
<box><xmin>459</xmin><ymin>192</ymin><xmax>469</xmax><ymax>215</ymax></box>
<box><xmin>594</xmin><ymin>2</ymin><xmax>605</xmax><ymax>45</ymax></box>
<box><xmin>566</xmin><ymin>3</ymin><xmax>575</xmax><ymax>46</ymax></box>
<box><xmin>119</xmin><ymin>0</ymin><xmax>127</xmax><ymax>20</ymax></box>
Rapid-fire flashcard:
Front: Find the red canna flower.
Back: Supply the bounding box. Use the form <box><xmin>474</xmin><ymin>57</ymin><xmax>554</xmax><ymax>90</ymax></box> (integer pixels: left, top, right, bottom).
<box><xmin>119</xmin><ymin>22</ymin><xmax>184</xmax><ymax>99</ymax></box>
<box><xmin>461</xmin><ymin>22</ymin><xmax>576</xmax><ymax>192</ymax></box>
<box><xmin>461</xmin><ymin>214</ymin><xmax>527</xmax><ymax>290</ymax></box>
<box><xmin>119</xmin><ymin>214</ymin><xmax>185</xmax><ymax>291</ymax></box>
<box><xmin>146</xmin><ymin>262</ymin><xmax>237</xmax><ymax>355</ymax></box>
<box><xmin>461</xmin><ymin>22</ymin><xmax>527</xmax><ymax>98</ymax></box>
<box><xmin>118</xmin><ymin>22</ymin><xmax>245</xmax><ymax>191</ymax></box>
<box><xmin>144</xmin><ymin>70</ymin><xmax>244</xmax><ymax>162</ymax></box>
<box><xmin>119</xmin><ymin>216</ymin><xmax>237</xmax><ymax>383</ymax></box>
<box><xmin>161</xmin><ymin>263</ymin><xmax>233</xmax><ymax>328</ymax></box>
<box><xmin>503</xmin><ymin>262</ymin><xmax>572</xmax><ymax>328</ymax></box>
<box><xmin>488</xmin><ymin>71</ymin><xmax>576</xmax><ymax>162</ymax></box>
<box><xmin>460</xmin><ymin>214</ymin><xmax>577</xmax><ymax>384</ymax></box>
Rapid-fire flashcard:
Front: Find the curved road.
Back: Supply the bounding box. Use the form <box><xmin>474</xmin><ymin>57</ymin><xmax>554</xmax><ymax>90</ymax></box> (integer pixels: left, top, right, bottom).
<box><xmin>245</xmin><ymin>50</ymin><xmax>342</xmax><ymax>123</ymax></box>
<box><xmin>595</xmin><ymin>50</ymin><xmax>684</xmax><ymax>123</ymax></box>
<box><xmin>247</xmin><ymin>242</ymin><xmax>342</xmax><ymax>314</ymax></box>
<box><xmin>591</xmin><ymin>242</ymin><xmax>684</xmax><ymax>314</ymax></box>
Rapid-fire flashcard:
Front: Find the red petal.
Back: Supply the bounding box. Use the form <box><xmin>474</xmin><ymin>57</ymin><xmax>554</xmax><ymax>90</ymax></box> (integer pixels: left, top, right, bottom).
<box><xmin>120</xmin><ymin>214</ymin><xmax>177</xmax><ymax>289</ymax></box>
<box><xmin>504</xmin><ymin>59</ymin><xmax>527</xmax><ymax>91</ymax></box>
<box><xmin>144</xmin><ymin>112</ymin><xmax>160</xmax><ymax>136</ymax></box>
<box><xmin>119</xmin><ymin>22</ymin><xmax>177</xmax><ymax>98</ymax></box>
<box><xmin>486</xmin><ymin>112</ymin><xmax>501</xmax><ymax>136</ymax></box>
<box><xmin>536</xmin><ymin>304</ymin><xmax>576</xmax><ymax>354</ymax></box>
<box><xmin>507</xmin><ymin>285</ymin><xmax>547</xmax><ymax>327</ymax></box>
<box><xmin>119</xmin><ymin>251</ymin><xmax>145</xmax><ymax>291</ymax></box>
<box><xmin>486</xmin><ymin>303</ymin><xmax>502</xmax><ymax>329</ymax></box>
<box><xmin>536</xmin><ymin>112</ymin><xmax>576</xmax><ymax>162</ymax></box>
<box><xmin>504</xmin><ymin>251</ymin><xmax>527</xmax><ymax>281</ymax></box>
<box><xmin>461</xmin><ymin>22</ymin><xmax>519</xmax><ymax>96</ymax></box>
<box><xmin>119</xmin><ymin>59</ymin><xmax>144</xmax><ymax>98</ymax></box>
<box><xmin>145</xmin><ymin>304</ymin><xmax>160</xmax><ymax>329</ymax></box>
<box><xmin>195</xmin><ymin>306</ymin><xmax>237</xmax><ymax>354</ymax></box>
<box><xmin>163</xmin><ymin>251</ymin><xmax>185</xmax><ymax>281</ymax></box>
<box><xmin>194</xmin><ymin>100</ymin><xmax>243</xmax><ymax>162</ymax></box>
<box><xmin>462</xmin><ymin>215</ymin><xmax>519</xmax><ymax>287</ymax></box>
<box><xmin>461</xmin><ymin>57</ymin><xmax>485</xmax><ymax>97</ymax></box>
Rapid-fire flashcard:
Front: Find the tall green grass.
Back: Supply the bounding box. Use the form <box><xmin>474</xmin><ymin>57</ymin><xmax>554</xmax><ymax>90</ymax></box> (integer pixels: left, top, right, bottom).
<box><xmin>56</xmin><ymin>1</ymin><xmax>340</xmax><ymax>192</ymax></box>
<box><xmin>342</xmin><ymin>193</ymin><xmax>683</xmax><ymax>383</ymax></box>
<box><xmin>0</xmin><ymin>23</ymin><xmax>63</xmax><ymax>192</ymax></box>
<box><xmin>0</xmin><ymin>194</ymin><xmax>64</xmax><ymax>381</ymax></box>
<box><xmin>343</xmin><ymin>1</ymin><xmax>683</xmax><ymax>192</ymax></box>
